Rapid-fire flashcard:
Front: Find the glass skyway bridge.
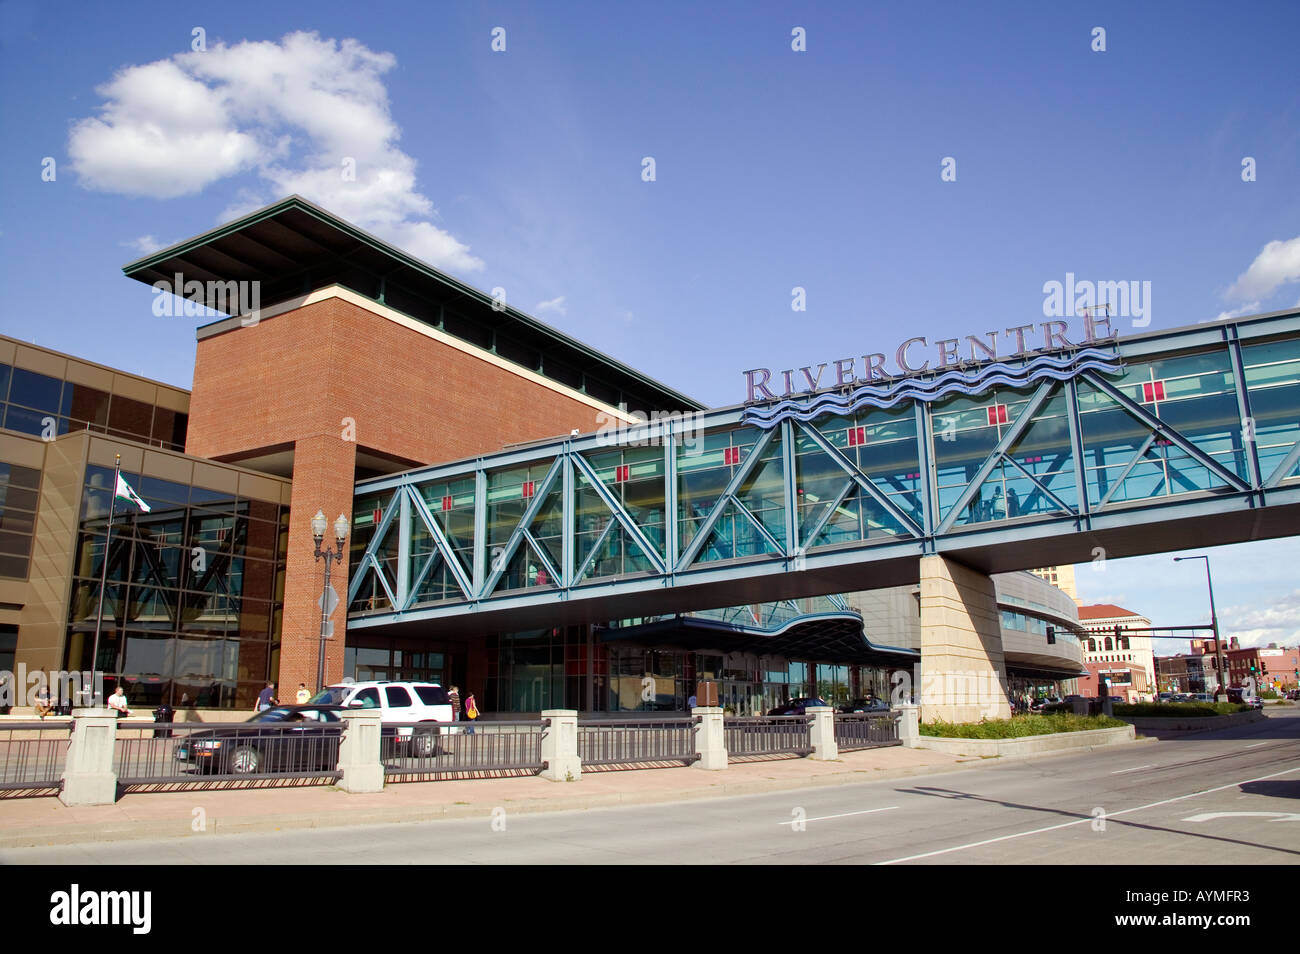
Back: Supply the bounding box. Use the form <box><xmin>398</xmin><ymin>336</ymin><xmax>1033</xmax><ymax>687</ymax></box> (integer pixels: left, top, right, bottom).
<box><xmin>347</xmin><ymin>311</ymin><xmax>1300</xmax><ymax>637</ymax></box>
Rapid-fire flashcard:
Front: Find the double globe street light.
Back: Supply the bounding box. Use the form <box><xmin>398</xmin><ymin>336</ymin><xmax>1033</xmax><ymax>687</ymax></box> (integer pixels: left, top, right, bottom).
<box><xmin>312</xmin><ymin>510</ymin><xmax>350</xmax><ymax>693</ymax></box>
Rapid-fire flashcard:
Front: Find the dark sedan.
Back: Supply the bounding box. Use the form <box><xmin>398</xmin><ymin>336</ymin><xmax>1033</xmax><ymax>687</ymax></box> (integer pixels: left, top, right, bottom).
<box><xmin>174</xmin><ymin>706</ymin><xmax>346</xmax><ymax>775</ymax></box>
<box><xmin>767</xmin><ymin>697</ymin><xmax>830</xmax><ymax>716</ymax></box>
<box><xmin>838</xmin><ymin>698</ymin><xmax>891</xmax><ymax>714</ymax></box>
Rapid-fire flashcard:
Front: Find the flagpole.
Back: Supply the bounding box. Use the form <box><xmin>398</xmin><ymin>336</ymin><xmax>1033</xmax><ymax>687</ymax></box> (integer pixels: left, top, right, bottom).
<box><xmin>90</xmin><ymin>454</ymin><xmax>121</xmax><ymax>708</ymax></box>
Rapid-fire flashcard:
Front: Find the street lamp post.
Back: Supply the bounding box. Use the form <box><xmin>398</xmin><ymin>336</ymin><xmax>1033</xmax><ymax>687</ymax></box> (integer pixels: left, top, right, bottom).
<box><xmin>312</xmin><ymin>510</ymin><xmax>350</xmax><ymax>693</ymax></box>
<box><xmin>1174</xmin><ymin>555</ymin><xmax>1227</xmax><ymax>702</ymax></box>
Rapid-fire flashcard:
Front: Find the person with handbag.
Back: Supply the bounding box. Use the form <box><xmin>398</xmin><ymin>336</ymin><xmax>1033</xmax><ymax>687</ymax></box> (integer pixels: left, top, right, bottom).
<box><xmin>463</xmin><ymin>691</ymin><xmax>478</xmax><ymax>735</ymax></box>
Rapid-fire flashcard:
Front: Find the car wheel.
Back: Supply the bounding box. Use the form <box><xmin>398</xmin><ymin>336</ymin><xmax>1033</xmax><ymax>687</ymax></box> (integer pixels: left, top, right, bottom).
<box><xmin>230</xmin><ymin>746</ymin><xmax>261</xmax><ymax>775</ymax></box>
<box><xmin>412</xmin><ymin>727</ymin><xmax>438</xmax><ymax>758</ymax></box>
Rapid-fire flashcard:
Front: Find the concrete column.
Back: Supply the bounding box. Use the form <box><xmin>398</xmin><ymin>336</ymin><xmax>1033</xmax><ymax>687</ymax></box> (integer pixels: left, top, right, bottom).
<box><xmin>59</xmin><ymin>708</ymin><xmax>118</xmax><ymax>806</ymax></box>
<box><xmin>807</xmin><ymin>706</ymin><xmax>839</xmax><ymax>761</ymax></box>
<box><xmin>540</xmin><ymin>709</ymin><xmax>581</xmax><ymax>781</ymax></box>
<box><xmin>918</xmin><ymin>554</ymin><xmax>1011</xmax><ymax>722</ymax></box>
<box><xmin>895</xmin><ymin>703</ymin><xmax>920</xmax><ymax>748</ymax></box>
<box><xmin>690</xmin><ymin>707</ymin><xmax>726</xmax><ymax>770</ymax></box>
<box><xmin>337</xmin><ymin>708</ymin><xmax>384</xmax><ymax>793</ymax></box>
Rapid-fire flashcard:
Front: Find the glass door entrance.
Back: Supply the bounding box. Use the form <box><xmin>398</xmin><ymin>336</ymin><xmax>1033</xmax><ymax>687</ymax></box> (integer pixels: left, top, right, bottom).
<box><xmin>721</xmin><ymin>680</ymin><xmax>765</xmax><ymax>716</ymax></box>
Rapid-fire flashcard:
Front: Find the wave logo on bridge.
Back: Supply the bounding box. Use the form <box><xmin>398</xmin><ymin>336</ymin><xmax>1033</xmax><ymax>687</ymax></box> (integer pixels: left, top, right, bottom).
<box><xmin>742</xmin><ymin>347</ymin><xmax>1125</xmax><ymax>430</ymax></box>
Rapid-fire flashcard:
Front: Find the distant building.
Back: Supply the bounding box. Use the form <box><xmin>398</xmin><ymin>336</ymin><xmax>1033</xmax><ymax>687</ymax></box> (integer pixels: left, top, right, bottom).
<box><xmin>1077</xmin><ymin>603</ymin><xmax>1155</xmax><ymax>702</ymax></box>
<box><xmin>1226</xmin><ymin>643</ymin><xmax>1300</xmax><ymax>693</ymax></box>
<box><xmin>1029</xmin><ymin>565</ymin><xmax>1078</xmax><ymax>601</ymax></box>
<box><xmin>1157</xmin><ymin>652</ymin><xmax>1212</xmax><ymax>694</ymax></box>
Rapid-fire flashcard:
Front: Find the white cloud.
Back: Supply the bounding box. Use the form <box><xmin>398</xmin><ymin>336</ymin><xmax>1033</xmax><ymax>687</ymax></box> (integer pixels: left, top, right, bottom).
<box><xmin>1226</xmin><ymin>235</ymin><xmax>1300</xmax><ymax>302</ymax></box>
<box><xmin>69</xmin><ymin>59</ymin><xmax>265</xmax><ymax>198</ymax></box>
<box><xmin>535</xmin><ymin>295</ymin><xmax>567</xmax><ymax>316</ymax></box>
<box><xmin>1221</xmin><ymin>589</ymin><xmax>1300</xmax><ymax>648</ymax></box>
<box><xmin>1210</xmin><ymin>301</ymin><xmax>1260</xmax><ymax>322</ymax></box>
<box><xmin>68</xmin><ymin>31</ymin><xmax>483</xmax><ymax>274</ymax></box>
<box><xmin>123</xmin><ymin>235</ymin><xmax>165</xmax><ymax>256</ymax></box>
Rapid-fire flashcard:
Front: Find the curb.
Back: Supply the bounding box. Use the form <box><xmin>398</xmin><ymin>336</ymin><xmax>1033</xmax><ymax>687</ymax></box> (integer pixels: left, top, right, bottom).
<box><xmin>0</xmin><ymin>736</ymin><xmax>1154</xmax><ymax>849</ymax></box>
<box><xmin>911</xmin><ymin>724</ymin><xmax>1137</xmax><ymax>759</ymax></box>
<box><xmin>1116</xmin><ymin>709</ymin><xmax>1268</xmax><ymax>733</ymax></box>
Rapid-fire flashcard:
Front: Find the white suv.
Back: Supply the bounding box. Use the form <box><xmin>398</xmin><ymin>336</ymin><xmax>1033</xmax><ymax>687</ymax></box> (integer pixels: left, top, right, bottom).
<box><xmin>311</xmin><ymin>681</ymin><xmax>454</xmax><ymax>757</ymax></box>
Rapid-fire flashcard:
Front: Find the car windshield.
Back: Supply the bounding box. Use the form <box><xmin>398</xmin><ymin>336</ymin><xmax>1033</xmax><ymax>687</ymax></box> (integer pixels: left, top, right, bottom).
<box><xmin>248</xmin><ymin>707</ymin><xmax>297</xmax><ymax>723</ymax></box>
<box><xmin>309</xmin><ymin>687</ymin><xmax>350</xmax><ymax>706</ymax></box>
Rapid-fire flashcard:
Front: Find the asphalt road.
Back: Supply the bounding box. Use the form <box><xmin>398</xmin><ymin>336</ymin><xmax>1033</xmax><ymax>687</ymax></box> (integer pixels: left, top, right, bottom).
<box><xmin>6</xmin><ymin>708</ymin><xmax>1298</xmax><ymax>865</ymax></box>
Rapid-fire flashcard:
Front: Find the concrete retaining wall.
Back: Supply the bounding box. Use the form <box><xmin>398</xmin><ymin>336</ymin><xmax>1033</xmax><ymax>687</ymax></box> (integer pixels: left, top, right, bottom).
<box><xmin>1117</xmin><ymin>709</ymin><xmax>1266</xmax><ymax>732</ymax></box>
<box><xmin>916</xmin><ymin>724</ymin><xmax>1136</xmax><ymax>758</ymax></box>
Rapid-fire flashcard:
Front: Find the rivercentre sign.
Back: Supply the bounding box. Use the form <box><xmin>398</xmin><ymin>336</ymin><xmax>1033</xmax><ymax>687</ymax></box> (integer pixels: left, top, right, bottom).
<box><xmin>742</xmin><ymin>314</ymin><xmax>1119</xmax><ymax>404</ymax></box>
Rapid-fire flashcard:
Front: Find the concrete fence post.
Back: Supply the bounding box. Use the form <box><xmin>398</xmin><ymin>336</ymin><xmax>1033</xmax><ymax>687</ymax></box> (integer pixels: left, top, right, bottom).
<box><xmin>60</xmin><ymin>708</ymin><xmax>118</xmax><ymax>806</ymax></box>
<box><xmin>691</xmin><ymin>707</ymin><xmax>726</xmax><ymax>769</ymax></box>
<box><xmin>895</xmin><ymin>703</ymin><xmax>920</xmax><ymax>748</ymax></box>
<box><xmin>337</xmin><ymin>708</ymin><xmax>384</xmax><ymax>793</ymax></box>
<box><xmin>540</xmin><ymin>709</ymin><xmax>581</xmax><ymax>781</ymax></box>
<box><xmin>807</xmin><ymin>706</ymin><xmax>838</xmax><ymax>761</ymax></box>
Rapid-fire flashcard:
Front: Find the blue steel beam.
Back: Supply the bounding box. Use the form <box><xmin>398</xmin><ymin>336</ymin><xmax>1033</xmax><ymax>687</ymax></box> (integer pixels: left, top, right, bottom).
<box><xmin>346</xmin><ymin>313</ymin><xmax>1300</xmax><ymax>631</ymax></box>
<box><xmin>1080</xmin><ymin>372</ymin><xmax>1251</xmax><ymax>494</ymax></box>
<box><xmin>480</xmin><ymin>456</ymin><xmax>564</xmax><ymax>599</ymax></box>
<box><xmin>674</xmin><ymin>426</ymin><xmax>776</xmax><ymax>570</ymax></box>
<box><xmin>934</xmin><ymin>379</ymin><xmax>1057</xmax><ymax>535</ymax></box>
<box><xmin>407</xmin><ymin>485</ymin><xmax>473</xmax><ymax>600</ymax></box>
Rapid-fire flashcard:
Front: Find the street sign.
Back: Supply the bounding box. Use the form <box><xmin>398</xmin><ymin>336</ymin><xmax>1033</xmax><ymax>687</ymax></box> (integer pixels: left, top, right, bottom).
<box><xmin>321</xmin><ymin>620</ymin><xmax>335</xmax><ymax>639</ymax></box>
<box><xmin>318</xmin><ymin>585</ymin><xmax>339</xmax><ymax>617</ymax></box>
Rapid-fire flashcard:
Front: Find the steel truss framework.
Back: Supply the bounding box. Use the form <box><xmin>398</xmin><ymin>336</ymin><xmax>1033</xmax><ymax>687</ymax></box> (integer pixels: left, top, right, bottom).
<box><xmin>347</xmin><ymin>313</ymin><xmax>1300</xmax><ymax>630</ymax></box>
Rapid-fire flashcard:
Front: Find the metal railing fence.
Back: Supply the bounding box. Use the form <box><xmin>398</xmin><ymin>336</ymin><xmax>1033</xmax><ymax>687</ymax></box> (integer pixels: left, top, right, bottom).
<box><xmin>723</xmin><ymin>715</ymin><xmax>812</xmax><ymax>758</ymax></box>
<box><xmin>115</xmin><ymin>721</ymin><xmax>343</xmax><ymax>785</ymax></box>
<box><xmin>833</xmin><ymin>712</ymin><xmax>901</xmax><ymax>750</ymax></box>
<box><xmin>381</xmin><ymin>719</ymin><xmax>548</xmax><ymax>778</ymax></box>
<box><xmin>577</xmin><ymin>718</ymin><xmax>699</xmax><ymax>766</ymax></box>
<box><xmin>0</xmin><ymin>721</ymin><xmax>72</xmax><ymax>793</ymax></box>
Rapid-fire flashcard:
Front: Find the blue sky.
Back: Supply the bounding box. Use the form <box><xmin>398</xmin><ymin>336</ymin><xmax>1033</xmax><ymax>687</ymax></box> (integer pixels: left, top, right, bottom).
<box><xmin>1</xmin><ymin>0</ymin><xmax>1298</xmax><ymax>650</ymax></box>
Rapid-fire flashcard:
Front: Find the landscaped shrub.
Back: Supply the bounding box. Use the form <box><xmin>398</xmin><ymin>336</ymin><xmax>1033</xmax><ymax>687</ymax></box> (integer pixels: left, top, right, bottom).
<box><xmin>919</xmin><ymin>713</ymin><xmax>1126</xmax><ymax>738</ymax></box>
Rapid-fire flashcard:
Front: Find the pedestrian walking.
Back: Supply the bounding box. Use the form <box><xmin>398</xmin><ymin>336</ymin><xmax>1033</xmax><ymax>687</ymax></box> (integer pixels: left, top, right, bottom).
<box><xmin>295</xmin><ymin>683</ymin><xmax>311</xmax><ymax>704</ymax></box>
<box><xmin>448</xmin><ymin>685</ymin><xmax>461</xmax><ymax>720</ymax></box>
<box><xmin>34</xmin><ymin>684</ymin><xmax>53</xmax><ymax>719</ymax></box>
<box><xmin>255</xmin><ymin>682</ymin><xmax>277</xmax><ymax>712</ymax></box>
<box><xmin>463</xmin><ymin>690</ymin><xmax>478</xmax><ymax>735</ymax></box>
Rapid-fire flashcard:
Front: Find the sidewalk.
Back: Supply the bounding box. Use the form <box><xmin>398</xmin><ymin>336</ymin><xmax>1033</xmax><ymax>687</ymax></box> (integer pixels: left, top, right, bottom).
<box><xmin>0</xmin><ymin>745</ymin><xmax>976</xmax><ymax>848</ymax></box>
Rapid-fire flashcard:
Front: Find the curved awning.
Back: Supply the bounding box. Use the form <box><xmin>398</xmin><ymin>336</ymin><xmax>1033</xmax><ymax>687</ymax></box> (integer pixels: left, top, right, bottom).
<box><xmin>597</xmin><ymin>612</ymin><xmax>917</xmax><ymax>667</ymax></box>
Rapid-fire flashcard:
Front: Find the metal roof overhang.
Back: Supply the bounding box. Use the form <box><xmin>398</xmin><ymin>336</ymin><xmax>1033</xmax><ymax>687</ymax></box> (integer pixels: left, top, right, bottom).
<box><xmin>1005</xmin><ymin>662</ymin><xmax>1091</xmax><ymax>680</ymax></box>
<box><xmin>121</xmin><ymin>195</ymin><xmax>702</xmax><ymax>413</ymax></box>
<box><xmin>596</xmin><ymin>613</ymin><xmax>919</xmax><ymax>666</ymax></box>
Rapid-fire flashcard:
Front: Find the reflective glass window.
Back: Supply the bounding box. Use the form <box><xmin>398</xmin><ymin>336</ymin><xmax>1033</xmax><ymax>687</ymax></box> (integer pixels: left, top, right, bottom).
<box><xmin>7</xmin><ymin>367</ymin><xmax>63</xmax><ymax>412</ymax></box>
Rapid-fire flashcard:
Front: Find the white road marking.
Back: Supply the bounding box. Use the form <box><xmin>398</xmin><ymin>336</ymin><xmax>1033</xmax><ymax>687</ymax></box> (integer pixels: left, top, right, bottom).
<box><xmin>875</xmin><ymin>764</ymin><xmax>1300</xmax><ymax>865</ymax></box>
<box><xmin>1182</xmin><ymin>811</ymin><xmax>1300</xmax><ymax>822</ymax></box>
<box><xmin>779</xmin><ymin>806</ymin><xmax>898</xmax><ymax>825</ymax></box>
<box><xmin>1245</xmin><ymin>742</ymin><xmax>1268</xmax><ymax>748</ymax></box>
<box><xmin>1111</xmin><ymin>764</ymin><xmax>1154</xmax><ymax>774</ymax></box>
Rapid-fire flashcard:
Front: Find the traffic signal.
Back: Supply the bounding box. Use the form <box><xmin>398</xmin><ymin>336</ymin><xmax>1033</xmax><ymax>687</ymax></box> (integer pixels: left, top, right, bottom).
<box><xmin>1046</xmin><ymin>625</ymin><xmax>1056</xmax><ymax>645</ymax></box>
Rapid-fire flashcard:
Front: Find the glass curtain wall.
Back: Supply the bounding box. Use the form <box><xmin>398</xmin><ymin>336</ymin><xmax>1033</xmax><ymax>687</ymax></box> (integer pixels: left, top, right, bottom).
<box><xmin>63</xmin><ymin>465</ymin><xmax>287</xmax><ymax>709</ymax></box>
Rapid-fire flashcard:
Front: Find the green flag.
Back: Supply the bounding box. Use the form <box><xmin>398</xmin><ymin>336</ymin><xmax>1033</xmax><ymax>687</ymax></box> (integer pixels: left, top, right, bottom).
<box><xmin>114</xmin><ymin>473</ymin><xmax>151</xmax><ymax>513</ymax></box>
